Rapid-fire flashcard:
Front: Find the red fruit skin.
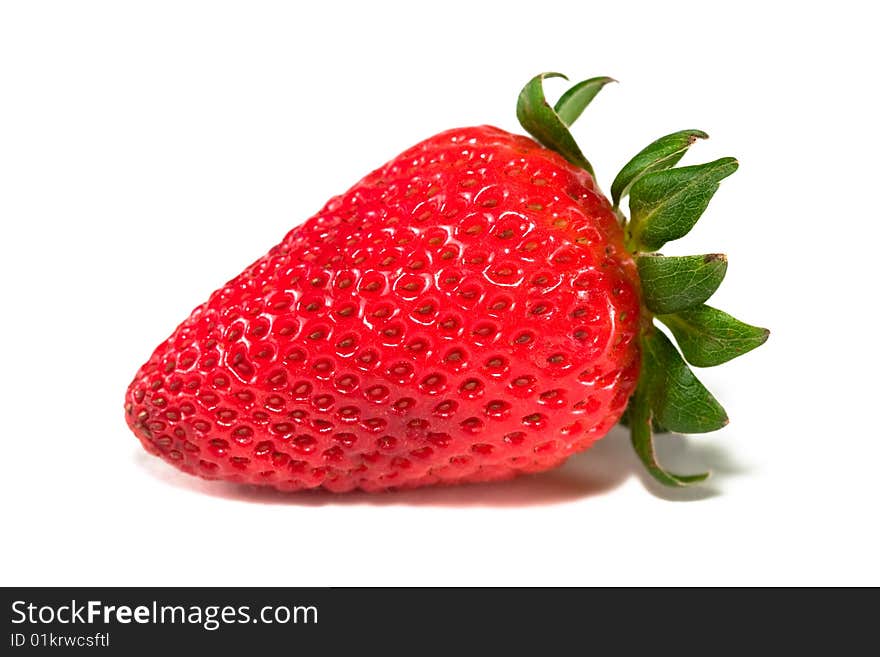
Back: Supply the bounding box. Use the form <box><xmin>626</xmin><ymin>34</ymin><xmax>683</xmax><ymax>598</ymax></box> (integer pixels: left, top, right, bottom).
<box><xmin>125</xmin><ymin>126</ymin><xmax>641</xmax><ymax>492</ymax></box>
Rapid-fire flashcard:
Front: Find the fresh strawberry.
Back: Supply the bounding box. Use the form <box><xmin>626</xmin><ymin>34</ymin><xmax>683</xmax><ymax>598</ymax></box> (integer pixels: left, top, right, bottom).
<box><xmin>125</xmin><ymin>72</ymin><xmax>767</xmax><ymax>492</ymax></box>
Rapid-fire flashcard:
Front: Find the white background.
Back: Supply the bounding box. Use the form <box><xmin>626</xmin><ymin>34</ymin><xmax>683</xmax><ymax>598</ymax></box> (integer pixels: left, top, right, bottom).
<box><xmin>1</xmin><ymin>1</ymin><xmax>877</xmax><ymax>586</ymax></box>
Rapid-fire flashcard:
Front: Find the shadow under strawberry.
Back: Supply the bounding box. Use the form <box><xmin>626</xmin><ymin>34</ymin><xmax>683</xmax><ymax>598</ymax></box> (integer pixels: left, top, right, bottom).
<box><xmin>133</xmin><ymin>427</ymin><xmax>743</xmax><ymax>505</ymax></box>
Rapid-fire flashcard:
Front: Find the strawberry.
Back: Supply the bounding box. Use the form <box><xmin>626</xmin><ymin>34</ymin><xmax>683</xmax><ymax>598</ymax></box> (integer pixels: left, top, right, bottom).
<box><xmin>125</xmin><ymin>72</ymin><xmax>768</xmax><ymax>492</ymax></box>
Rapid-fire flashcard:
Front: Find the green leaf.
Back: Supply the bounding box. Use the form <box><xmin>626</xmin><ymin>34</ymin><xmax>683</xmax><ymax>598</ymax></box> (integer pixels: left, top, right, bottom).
<box><xmin>659</xmin><ymin>305</ymin><xmax>770</xmax><ymax>367</ymax></box>
<box><xmin>643</xmin><ymin>328</ymin><xmax>729</xmax><ymax>433</ymax></box>
<box><xmin>628</xmin><ymin>379</ymin><xmax>710</xmax><ymax>487</ymax></box>
<box><xmin>629</xmin><ymin>157</ymin><xmax>738</xmax><ymax>251</ymax></box>
<box><xmin>618</xmin><ymin>401</ymin><xmax>670</xmax><ymax>434</ymax></box>
<box><xmin>554</xmin><ymin>76</ymin><xmax>615</xmax><ymax>127</ymax></box>
<box><xmin>516</xmin><ymin>72</ymin><xmax>594</xmax><ymax>175</ymax></box>
<box><xmin>611</xmin><ymin>129</ymin><xmax>708</xmax><ymax>207</ymax></box>
<box><xmin>637</xmin><ymin>253</ymin><xmax>728</xmax><ymax>314</ymax></box>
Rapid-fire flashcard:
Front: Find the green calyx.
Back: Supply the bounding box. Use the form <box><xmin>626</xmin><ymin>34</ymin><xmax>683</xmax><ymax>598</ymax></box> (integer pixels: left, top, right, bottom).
<box><xmin>516</xmin><ymin>73</ymin><xmax>615</xmax><ymax>177</ymax></box>
<box><xmin>516</xmin><ymin>72</ymin><xmax>769</xmax><ymax>487</ymax></box>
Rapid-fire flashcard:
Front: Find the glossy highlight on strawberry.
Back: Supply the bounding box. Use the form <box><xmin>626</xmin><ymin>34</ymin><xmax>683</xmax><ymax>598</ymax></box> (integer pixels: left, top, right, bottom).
<box><xmin>125</xmin><ymin>72</ymin><xmax>767</xmax><ymax>493</ymax></box>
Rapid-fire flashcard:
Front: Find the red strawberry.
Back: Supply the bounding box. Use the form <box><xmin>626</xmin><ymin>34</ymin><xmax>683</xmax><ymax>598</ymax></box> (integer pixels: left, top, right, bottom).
<box><xmin>125</xmin><ymin>72</ymin><xmax>767</xmax><ymax>492</ymax></box>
